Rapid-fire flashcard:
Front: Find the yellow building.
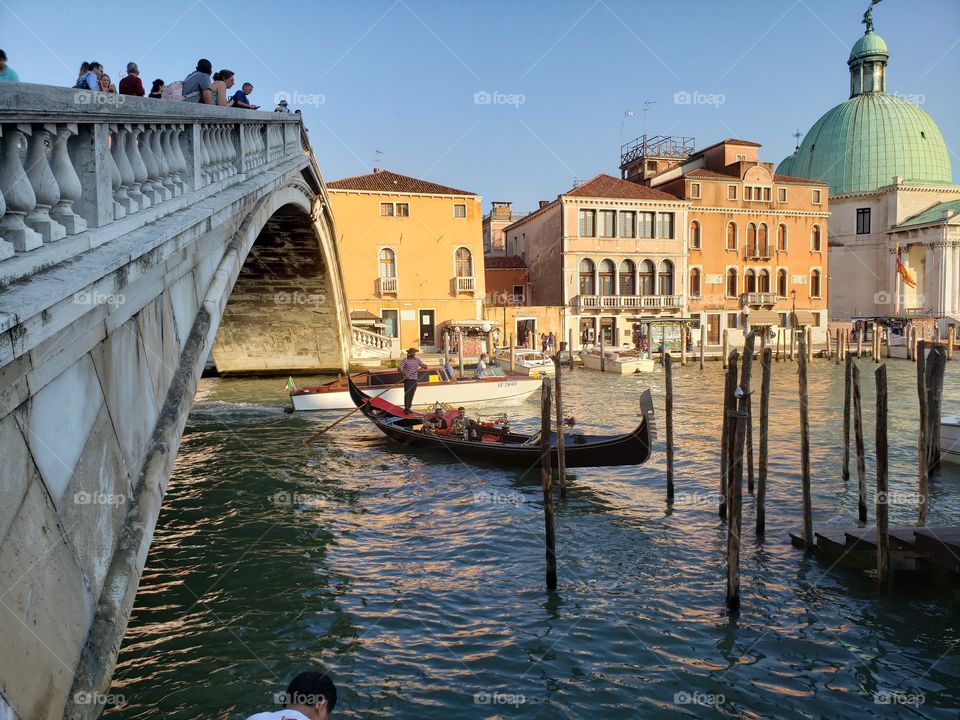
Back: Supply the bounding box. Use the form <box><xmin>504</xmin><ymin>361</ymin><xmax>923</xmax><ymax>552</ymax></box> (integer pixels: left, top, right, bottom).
<box><xmin>327</xmin><ymin>169</ymin><xmax>487</xmax><ymax>352</ymax></box>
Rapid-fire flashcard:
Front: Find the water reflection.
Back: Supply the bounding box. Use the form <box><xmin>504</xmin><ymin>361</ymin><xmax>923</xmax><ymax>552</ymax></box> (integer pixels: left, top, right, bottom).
<box><xmin>107</xmin><ymin>360</ymin><xmax>960</xmax><ymax>719</ymax></box>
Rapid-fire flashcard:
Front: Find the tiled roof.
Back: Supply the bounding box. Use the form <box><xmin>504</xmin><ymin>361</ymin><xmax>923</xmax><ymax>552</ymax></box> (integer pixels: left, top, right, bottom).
<box><xmin>774</xmin><ymin>173</ymin><xmax>828</xmax><ymax>186</ymax></box>
<box><xmin>327</xmin><ymin>169</ymin><xmax>475</xmax><ymax>196</ymax></box>
<box><xmin>684</xmin><ymin>168</ymin><xmax>827</xmax><ymax>186</ymax></box>
<box><xmin>565</xmin><ymin>174</ymin><xmax>680</xmax><ymax>202</ymax></box>
<box><xmin>484</xmin><ymin>255</ymin><xmax>527</xmax><ymax>269</ymax></box>
<box><xmin>894</xmin><ymin>198</ymin><xmax>960</xmax><ymax>229</ymax></box>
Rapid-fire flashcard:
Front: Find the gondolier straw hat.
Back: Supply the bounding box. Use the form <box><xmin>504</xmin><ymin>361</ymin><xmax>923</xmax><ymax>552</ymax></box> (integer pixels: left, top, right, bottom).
<box><xmin>406</xmin><ymin>347</ymin><xmax>418</xmax><ymax>353</ymax></box>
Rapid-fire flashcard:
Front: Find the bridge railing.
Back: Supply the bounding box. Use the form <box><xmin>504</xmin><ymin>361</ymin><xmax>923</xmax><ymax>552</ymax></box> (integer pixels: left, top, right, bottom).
<box><xmin>0</xmin><ymin>83</ymin><xmax>305</xmax><ymax>270</ymax></box>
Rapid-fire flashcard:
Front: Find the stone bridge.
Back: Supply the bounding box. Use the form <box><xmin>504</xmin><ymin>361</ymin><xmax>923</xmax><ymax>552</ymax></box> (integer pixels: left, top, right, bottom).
<box><xmin>0</xmin><ymin>84</ymin><xmax>351</xmax><ymax>719</ymax></box>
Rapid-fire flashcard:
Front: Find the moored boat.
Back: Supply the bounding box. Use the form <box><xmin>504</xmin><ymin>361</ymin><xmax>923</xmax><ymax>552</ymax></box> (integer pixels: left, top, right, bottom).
<box><xmin>347</xmin><ymin>378</ymin><xmax>655</xmax><ymax>468</ymax></box>
<box><xmin>495</xmin><ymin>348</ymin><xmax>556</xmax><ymax>376</ymax></box>
<box><xmin>942</xmin><ymin>416</ymin><xmax>960</xmax><ymax>465</ymax></box>
<box><xmin>579</xmin><ymin>348</ymin><xmax>656</xmax><ymax>374</ymax></box>
<box><xmin>290</xmin><ymin>366</ymin><xmax>540</xmax><ymax>411</ymax></box>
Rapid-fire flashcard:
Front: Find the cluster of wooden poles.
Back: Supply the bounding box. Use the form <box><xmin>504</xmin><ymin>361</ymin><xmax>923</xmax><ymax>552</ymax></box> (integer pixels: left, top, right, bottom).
<box><xmin>709</xmin><ymin>331</ymin><xmax>948</xmax><ymax>609</ymax></box>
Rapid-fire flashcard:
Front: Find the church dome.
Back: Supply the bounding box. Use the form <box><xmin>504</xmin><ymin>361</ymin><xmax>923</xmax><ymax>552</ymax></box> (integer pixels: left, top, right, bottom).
<box><xmin>778</xmin><ymin>26</ymin><xmax>952</xmax><ymax>195</ymax></box>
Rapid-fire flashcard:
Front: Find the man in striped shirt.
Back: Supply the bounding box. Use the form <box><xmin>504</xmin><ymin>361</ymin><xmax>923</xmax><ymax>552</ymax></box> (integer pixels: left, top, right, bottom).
<box><xmin>399</xmin><ymin>347</ymin><xmax>427</xmax><ymax>414</ymax></box>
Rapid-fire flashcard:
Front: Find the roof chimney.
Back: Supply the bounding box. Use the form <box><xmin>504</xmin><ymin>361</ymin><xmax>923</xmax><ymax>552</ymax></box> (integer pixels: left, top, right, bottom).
<box><xmin>372</xmin><ymin>167</ymin><xmax>381</xmax><ymax>174</ymax></box>
<box><xmin>539</xmin><ymin>200</ymin><xmax>549</xmax><ymax>209</ymax></box>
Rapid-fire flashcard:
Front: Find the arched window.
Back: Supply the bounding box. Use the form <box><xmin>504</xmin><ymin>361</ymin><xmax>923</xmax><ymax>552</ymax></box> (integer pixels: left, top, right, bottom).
<box><xmin>811</xmin><ymin>225</ymin><xmax>822</xmax><ymax>252</ymax></box>
<box><xmin>579</xmin><ymin>258</ymin><xmax>595</xmax><ymax>296</ymax></box>
<box><xmin>811</xmin><ymin>269</ymin><xmax>822</xmax><ymax>297</ymax></box>
<box><xmin>777</xmin><ymin>224</ymin><xmax>787</xmax><ymax>252</ymax></box>
<box><xmin>777</xmin><ymin>269</ymin><xmax>788</xmax><ymax>297</ymax></box>
<box><xmin>758</xmin><ymin>268</ymin><xmax>771</xmax><ymax>293</ymax></box>
<box><xmin>726</xmin><ymin>268</ymin><xmax>738</xmax><ymax>298</ymax></box>
<box><xmin>639</xmin><ymin>259</ymin><xmax>655</xmax><ymax>296</ymax></box>
<box><xmin>758</xmin><ymin>224</ymin><xmax>769</xmax><ymax>257</ymax></box>
<box><xmin>726</xmin><ymin>222</ymin><xmax>738</xmax><ymax>250</ymax></box>
<box><xmin>744</xmin><ymin>268</ymin><xmax>757</xmax><ymax>293</ymax></box>
<box><xmin>747</xmin><ymin>223</ymin><xmax>758</xmax><ymax>257</ymax></box>
<box><xmin>658</xmin><ymin>259</ymin><xmax>674</xmax><ymax>296</ymax></box>
<box><xmin>598</xmin><ymin>259</ymin><xmax>615</xmax><ymax>295</ymax></box>
<box><xmin>690</xmin><ymin>268</ymin><xmax>702</xmax><ymax>298</ymax></box>
<box><xmin>619</xmin><ymin>259</ymin><xmax>636</xmax><ymax>295</ymax></box>
<box><xmin>689</xmin><ymin>220</ymin><xmax>701</xmax><ymax>250</ymax></box>
<box><xmin>378</xmin><ymin>247</ymin><xmax>396</xmax><ymax>278</ymax></box>
<box><xmin>455</xmin><ymin>247</ymin><xmax>473</xmax><ymax>277</ymax></box>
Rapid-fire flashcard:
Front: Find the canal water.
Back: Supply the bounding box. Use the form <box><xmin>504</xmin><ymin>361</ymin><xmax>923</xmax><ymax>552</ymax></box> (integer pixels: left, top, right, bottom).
<box><xmin>106</xmin><ymin>359</ymin><xmax>960</xmax><ymax>719</ymax></box>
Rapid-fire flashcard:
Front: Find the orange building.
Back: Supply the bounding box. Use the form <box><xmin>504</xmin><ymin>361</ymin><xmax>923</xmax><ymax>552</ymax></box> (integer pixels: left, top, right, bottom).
<box><xmin>483</xmin><ymin>255</ymin><xmax>528</xmax><ymax>306</ymax></box>
<box><xmin>326</xmin><ymin>169</ymin><xmax>486</xmax><ymax>352</ymax></box>
<box><xmin>622</xmin><ymin>137</ymin><xmax>829</xmax><ymax>344</ymax></box>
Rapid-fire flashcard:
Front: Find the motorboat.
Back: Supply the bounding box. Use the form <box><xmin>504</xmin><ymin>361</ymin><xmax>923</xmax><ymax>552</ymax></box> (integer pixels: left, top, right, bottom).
<box><xmin>579</xmin><ymin>347</ymin><xmax>656</xmax><ymax>374</ymax></box>
<box><xmin>495</xmin><ymin>348</ymin><xmax>556</xmax><ymax>376</ymax></box>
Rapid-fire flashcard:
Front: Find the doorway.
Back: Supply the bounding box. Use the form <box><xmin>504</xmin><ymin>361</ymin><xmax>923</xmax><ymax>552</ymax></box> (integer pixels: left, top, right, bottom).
<box><xmin>600</xmin><ymin>317</ymin><xmax>616</xmax><ymax>345</ymax></box>
<box><xmin>707</xmin><ymin>314</ymin><xmax>720</xmax><ymax>345</ymax></box>
<box><xmin>516</xmin><ymin>318</ymin><xmax>536</xmax><ymax>348</ymax></box>
<box><xmin>419</xmin><ymin>309</ymin><xmax>435</xmax><ymax>349</ymax></box>
<box><xmin>381</xmin><ymin>309</ymin><xmax>399</xmax><ymax>338</ymax></box>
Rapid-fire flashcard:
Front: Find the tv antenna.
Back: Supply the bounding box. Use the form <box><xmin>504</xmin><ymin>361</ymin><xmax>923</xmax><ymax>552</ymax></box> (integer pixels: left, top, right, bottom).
<box><xmin>641</xmin><ymin>99</ymin><xmax>657</xmax><ymax>139</ymax></box>
<box><xmin>374</xmin><ymin>147</ymin><xmax>384</xmax><ymax>169</ymax></box>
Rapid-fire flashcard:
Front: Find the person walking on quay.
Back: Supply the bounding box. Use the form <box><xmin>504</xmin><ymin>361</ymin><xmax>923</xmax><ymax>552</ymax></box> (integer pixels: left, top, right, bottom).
<box><xmin>548</xmin><ymin>331</ymin><xmax>556</xmax><ymax>353</ymax></box>
<box><xmin>399</xmin><ymin>347</ymin><xmax>427</xmax><ymax>414</ymax></box>
<box><xmin>0</xmin><ymin>50</ymin><xmax>19</xmax><ymax>82</ymax></box>
<box><xmin>182</xmin><ymin>58</ymin><xmax>213</xmax><ymax>103</ymax></box>
<box><xmin>247</xmin><ymin>669</ymin><xmax>338</xmax><ymax>720</ymax></box>
<box><xmin>119</xmin><ymin>62</ymin><xmax>144</xmax><ymax>96</ymax></box>
<box><xmin>148</xmin><ymin>78</ymin><xmax>165</xmax><ymax>98</ymax></box>
<box><xmin>231</xmin><ymin>81</ymin><xmax>259</xmax><ymax>109</ymax></box>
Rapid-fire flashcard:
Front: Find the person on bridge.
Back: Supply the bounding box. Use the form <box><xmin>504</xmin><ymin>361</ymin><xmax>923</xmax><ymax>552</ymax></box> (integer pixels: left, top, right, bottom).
<box><xmin>182</xmin><ymin>58</ymin><xmax>213</xmax><ymax>103</ymax></box>
<box><xmin>148</xmin><ymin>78</ymin><xmax>165</xmax><ymax>99</ymax></box>
<box><xmin>231</xmin><ymin>82</ymin><xmax>259</xmax><ymax>109</ymax></box>
<box><xmin>247</xmin><ymin>670</ymin><xmax>338</xmax><ymax>720</ymax></box>
<box><xmin>210</xmin><ymin>69</ymin><xmax>235</xmax><ymax>106</ymax></box>
<box><xmin>0</xmin><ymin>50</ymin><xmax>19</xmax><ymax>82</ymax></box>
<box><xmin>119</xmin><ymin>62</ymin><xmax>145</xmax><ymax>96</ymax></box>
<box><xmin>74</xmin><ymin>62</ymin><xmax>102</xmax><ymax>91</ymax></box>
<box><xmin>399</xmin><ymin>347</ymin><xmax>427</xmax><ymax>414</ymax></box>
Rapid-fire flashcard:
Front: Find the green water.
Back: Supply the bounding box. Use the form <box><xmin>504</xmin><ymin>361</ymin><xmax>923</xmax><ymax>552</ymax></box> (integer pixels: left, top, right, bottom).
<box><xmin>106</xmin><ymin>360</ymin><xmax>960</xmax><ymax>718</ymax></box>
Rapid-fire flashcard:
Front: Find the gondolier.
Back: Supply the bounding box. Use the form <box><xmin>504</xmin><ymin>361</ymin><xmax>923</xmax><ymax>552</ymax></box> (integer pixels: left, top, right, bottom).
<box><xmin>399</xmin><ymin>347</ymin><xmax>427</xmax><ymax>414</ymax></box>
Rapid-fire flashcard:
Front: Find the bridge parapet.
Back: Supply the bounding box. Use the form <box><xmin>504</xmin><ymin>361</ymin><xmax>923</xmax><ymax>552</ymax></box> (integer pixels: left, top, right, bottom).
<box><xmin>0</xmin><ymin>83</ymin><xmax>303</xmax><ymax>284</ymax></box>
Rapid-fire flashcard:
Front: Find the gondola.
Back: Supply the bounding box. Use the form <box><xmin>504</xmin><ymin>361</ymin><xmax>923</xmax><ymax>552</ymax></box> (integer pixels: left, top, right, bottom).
<box><xmin>348</xmin><ymin>378</ymin><xmax>655</xmax><ymax>468</ymax></box>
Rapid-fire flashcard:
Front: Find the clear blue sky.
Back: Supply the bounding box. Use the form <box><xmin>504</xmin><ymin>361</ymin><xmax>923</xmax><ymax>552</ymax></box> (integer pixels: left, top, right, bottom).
<box><xmin>3</xmin><ymin>0</ymin><xmax>957</xmax><ymax>213</ymax></box>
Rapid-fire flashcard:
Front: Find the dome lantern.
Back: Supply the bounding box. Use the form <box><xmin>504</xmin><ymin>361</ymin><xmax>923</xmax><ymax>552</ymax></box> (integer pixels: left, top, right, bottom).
<box><xmin>848</xmin><ymin>30</ymin><xmax>889</xmax><ymax>97</ymax></box>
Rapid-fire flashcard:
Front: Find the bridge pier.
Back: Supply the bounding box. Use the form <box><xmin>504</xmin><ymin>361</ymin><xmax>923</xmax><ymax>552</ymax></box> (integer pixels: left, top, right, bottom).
<box><xmin>0</xmin><ymin>84</ymin><xmax>350</xmax><ymax>720</ymax></box>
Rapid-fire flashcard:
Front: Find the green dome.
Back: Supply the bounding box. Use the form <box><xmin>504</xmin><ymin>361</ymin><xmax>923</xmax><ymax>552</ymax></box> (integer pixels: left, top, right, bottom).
<box><xmin>848</xmin><ymin>31</ymin><xmax>888</xmax><ymax>63</ymax></box>
<box><xmin>776</xmin><ymin>94</ymin><xmax>951</xmax><ymax>195</ymax></box>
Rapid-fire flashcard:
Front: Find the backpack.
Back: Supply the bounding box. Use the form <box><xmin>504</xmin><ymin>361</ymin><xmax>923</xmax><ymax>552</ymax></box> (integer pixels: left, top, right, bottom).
<box><xmin>73</xmin><ymin>71</ymin><xmax>93</xmax><ymax>90</ymax></box>
<box><xmin>161</xmin><ymin>80</ymin><xmax>184</xmax><ymax>102</ymax></box>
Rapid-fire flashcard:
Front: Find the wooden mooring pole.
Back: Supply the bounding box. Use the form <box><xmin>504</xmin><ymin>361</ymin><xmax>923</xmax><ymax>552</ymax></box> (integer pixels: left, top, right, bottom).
<box><xmin>552</xmin><ymin>355</ymin><xmax>567</xmax><ymax>498</ymax></box>
<box><xmin>852</xmin><ymin>363</ymin><xmax>867</xmax><ymax>524</ymax></box>
<box><xmin>540</xmin><ymin>377</ymin><xmax>558</xmax><ymax>590</ymax></box>
<box><xmin>722</xmin><ymin>329</ymin><xmax>729</xmax><ymax>368</ymax></box>
<box><xmin>458</xmin><ymin>334</ymin><xmax>465</xmax><ymax>379</ymax></box>
<box><xmin>745</xmin><ymin>342</ymin><xmax>755</xmax><ymax>495</ymax></box>
<box><xmin>875</xmin><ymin>364</ymin><xmax>889</xmax><ymax>585</ymax></box>
<box><xmin>798</xmin><ymin>332</ymin><xmax>813</xmax><ymax>549</ymax></box>
<box><xmin>857</xmin><ymin>326</ymin><xmax>864</xmax><ymax>359</ymax></box>
<box><xmin>508</xmin><ymin>334</ymin><xmax>515</xmax><ymax>374</ymax></box>
<box><xmin>756</xmin><ymin>347</ymin><xmax>772</xmax><ymax>536</ymax></box>
<box><xmin>700</xmin><ymin>324</ymin><xmax>706</xmax><ymax>370</ymax></box>
<box><xmin>600</xmin><ymin>332</ymin><xmax>605</xmax><ymax>372</ymax></box>
<box><xmin>568</xmin><ymin>328</ymin><xmax>574</xmax><ymax>369</ymax></box>
<box><xmin>843</xmin><ymin>355</ymin><xmax>852</xmax><ymax>484</ymax></box>
<box><xmin>948</xmin><ymin>326</ymin><xmax>956</xmax><ymax>361</ymax></box>
<box><xmin>719</xmin><ymin>349</ymin><xmax>739</xmax><ymax>519</ymax></box>
<box><xmin>680</xmin><ymin>328</ymin><xmax>687</xmax><ymax>367</ymax></box>
<box><xmin>926</xmin><ymin>346</ymin><xmax>946</xmax><ymax>474</ymax></box>
<box><xmin>917</xmin><ymin>340</ymin><xmax>928</xmax><ymax>526</ymax></box>
<box><xmin>665</xmin><ymin>352</ymin><xmax>675</xmax><ymax>502</ymax></box>
<box><xmin>727</xmin><ymin>333</ymin><xmax>755</xmax><ymax>610</ymax></box>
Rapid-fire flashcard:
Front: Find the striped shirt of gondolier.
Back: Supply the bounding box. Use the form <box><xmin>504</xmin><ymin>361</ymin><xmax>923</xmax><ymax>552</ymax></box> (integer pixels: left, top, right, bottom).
<box><xmin>399</xmin><ymin>356</ymin><xmax>425</xmax><ymax>379</ymax></box>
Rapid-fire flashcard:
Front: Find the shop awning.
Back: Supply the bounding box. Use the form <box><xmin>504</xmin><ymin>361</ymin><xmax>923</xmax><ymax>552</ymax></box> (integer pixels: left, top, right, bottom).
<box><xmin>749</xmin><ymin>310</ymin><xmax>781</xmax><ymax>326</ymax></box>
<box><xmin>792</xmin><ymin>310</ymin><xmax>816</xmax><ymax>326</ymax></box>
<box><xmin>440</xmin><ymin>320</ymin><xmax>500</xmax><ymax>329</ymax></box>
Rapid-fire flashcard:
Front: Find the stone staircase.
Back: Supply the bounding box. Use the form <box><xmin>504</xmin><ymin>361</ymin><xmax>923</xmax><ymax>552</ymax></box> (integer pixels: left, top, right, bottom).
<box><xmin>351</xmin><ymin>326</ymin><xmax>400</xmax><ymax>364</ymax></box>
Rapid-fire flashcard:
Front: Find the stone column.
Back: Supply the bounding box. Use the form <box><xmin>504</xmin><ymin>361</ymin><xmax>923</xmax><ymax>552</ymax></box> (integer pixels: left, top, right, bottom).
<box><xmin>0</xmin><ymin>124</ymin><xmax>44</xmax><ymax>251</ymax></box>
<box><xmin>71</xmin><ymin>123</ymin><xmax>115</xmax><ymax>227</ymax></box>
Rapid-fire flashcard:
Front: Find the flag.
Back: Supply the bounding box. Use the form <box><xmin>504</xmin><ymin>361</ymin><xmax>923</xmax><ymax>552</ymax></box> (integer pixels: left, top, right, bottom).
<box><xmin>284</xmin><ymin>376</ymin><xmax>296</xmax><ymax>394</ymax></box>
<box><xmin>895</xmin><ymin>244</ymin><xmax>917</xmax><ymax>288</ymax></box>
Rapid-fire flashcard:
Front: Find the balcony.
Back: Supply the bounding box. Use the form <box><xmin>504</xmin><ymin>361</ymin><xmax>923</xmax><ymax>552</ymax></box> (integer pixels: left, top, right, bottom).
<box><xmin>573</xmin><ymin>294</ymin><xmax>682</xmax><ymax>311</ymax></box>
<box><xmin>376</xmin><ymin>276</ymin><xmax>398</xmax><ymax>295</ymax></box>
<box><xmin>455</xmin><ymin>275</ymin><xmax>476</xmax><ymax>293</ymax></box>
<box><xmin>742</xmin><ymin>292</ymin><xmax>777</xmax><ymax>306</ymax></box>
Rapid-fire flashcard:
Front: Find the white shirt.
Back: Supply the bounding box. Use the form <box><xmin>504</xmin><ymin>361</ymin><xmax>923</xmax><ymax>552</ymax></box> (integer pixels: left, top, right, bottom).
<box><xmin>246</xmin><ymin>711</ymin><xmax>311</xmax><ymax>720</ymax></box>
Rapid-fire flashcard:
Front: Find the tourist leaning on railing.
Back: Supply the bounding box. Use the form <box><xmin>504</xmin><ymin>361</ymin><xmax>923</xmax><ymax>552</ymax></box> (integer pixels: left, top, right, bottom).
<box><xmin>181</xmin><ymin>58</ymin><xmax>213</xmax><ymax>103</ymax></box>
<box><xmin>0</xmin><ymin>49</ymin><xmax>18</xmax><ymax>82</ymax></box>
<box><xmin>210</xmin><ymin>69</ymin><xmax>235</xmax><ymax>106</ymax></box>
<box><xmin>74</xmin><ymin>61</ymin><xmax>103</xmax><ymax>90</ymax></box>
<box><xmin>148</xmin><ymin>78</ymin><xmax>165</xmax><ymax>99</ymax></box>
<box><xmin>119</xmin><ymin>61</ymin><xmax>145</xmax><ymax>96</ymax></box>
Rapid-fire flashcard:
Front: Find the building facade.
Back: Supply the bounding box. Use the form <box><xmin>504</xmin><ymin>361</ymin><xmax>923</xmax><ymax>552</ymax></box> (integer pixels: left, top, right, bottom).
<box><xmin>482</xmin><ymin>201</ymin><xmax>524</xmax><ymax>256</ymax></box>
<box><xmin>503</xmin><ymin>174</ymin><xmax>688</xmax><ymax>349</ymax></box>
<box><xmin>624</xmin><ymin>138</ymin><xmax>830</xmax><ymax>343</ymax></box>
<box><xmin>327</xmin><ymin>169</ymin><xmax>486</xmax><ymax>352</ymax></box>
<box><xmin>778</xmin><ymin>10</ymin><xmax>959</xmax><ymax>330</ymax></box>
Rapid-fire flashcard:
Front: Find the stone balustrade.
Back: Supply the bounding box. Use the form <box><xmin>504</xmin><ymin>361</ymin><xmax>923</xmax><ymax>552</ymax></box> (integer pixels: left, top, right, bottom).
<box><xmin>0</xmin><ymin>83</ymin><xmax>303</xmax><ymax>277</ymax></box>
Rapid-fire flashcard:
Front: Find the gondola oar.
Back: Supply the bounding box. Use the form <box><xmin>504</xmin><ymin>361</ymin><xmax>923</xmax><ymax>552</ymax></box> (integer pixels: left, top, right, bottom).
<box><xmin>305</xmin><ymin>382</ymin><xmax>399</xmax><ymax>442</ymax></box>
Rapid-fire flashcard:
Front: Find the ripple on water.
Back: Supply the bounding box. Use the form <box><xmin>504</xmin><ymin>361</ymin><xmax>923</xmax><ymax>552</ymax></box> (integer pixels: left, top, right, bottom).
<box><xmin>106</xmin><ymin>363</ymin><xmax>960</xmax><ymax>719</ymax></box>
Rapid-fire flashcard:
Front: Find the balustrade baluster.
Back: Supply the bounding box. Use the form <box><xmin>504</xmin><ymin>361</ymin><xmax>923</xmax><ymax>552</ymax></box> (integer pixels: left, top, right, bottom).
<box><xmin>0</xmin><ymin>124</ymin><xmax>44</xmax><ymax>251</ymax></box>
<box><xmin>49</xmin><ymin>124</ymin><xmax>87</xmax><ymax>235</ymax></box>
<box><xmin>171</xmin><ymin>125</ymin><xmax>188</xmax><ymax>193</ymax></box>
<box><xmin>159</xmin><ymin>127</ymin><xmax>179</xmax><ymax>196</ymax></box>
<box><xmin>125</xmin><ymin>125</ymin><xmax>150</xmax><ymax>209</ymax></box>
<box><xmin>136</xmin><ymin>125</ymin><xmax>163</xmax><ymax>205</ymax></box>
<box><xmin>197</xmin><ymin>125</ymin><xmax>211</xmax><ymax>185</ymax></box>
<box><xmin>0</xmin><ymin>128</ymin><xmax>10</xmax><ymax>260</ymax></box>
<box><xmin>225</xmin><ymin>126</ymin><xmax>238</xmax><ymax>175</ymax></box>
<box><xmin>111</xmin><ymin>125</ymin><xmax>136</xmax><ymax>213</ymax></box>
<box><xmin>215</xmin><ymin>125</ymin><xmax>227</xmax><ymax>178</ymax></box>
<box><xmin>24</xmin><ymin>124</ymin><xmax>67</xmax><ymax>243</ymax></box>
<box><xmin>211</xmin><ymin>125</ymin><xmax>225</xmax><ymax>180</ymax></box>
<box><xmin>151</xmin><ymin>125</ymin><xmax>175</xmax><ymax>200</ymax></box>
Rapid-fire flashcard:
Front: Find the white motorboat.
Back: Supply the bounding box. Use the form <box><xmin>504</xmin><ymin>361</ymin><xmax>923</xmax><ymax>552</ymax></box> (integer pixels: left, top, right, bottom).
<box><xmin>579</xmin><ymin>348</ymin><xmax>656</xmax><ymax>374</ymax></box>
<box><xmin>290</xmin><ymin>366</ymin><xmax>541</xmax><ymax>411</ymax></box>
<box><xmin>495</xmin><ymin>348</ymin><xmax>555</xmax><ymax>376</ymax></box>
<box><xmin>941</xmin><ymin>416</ymin><xmax>960</xmax><ymax>465</ymax></box>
